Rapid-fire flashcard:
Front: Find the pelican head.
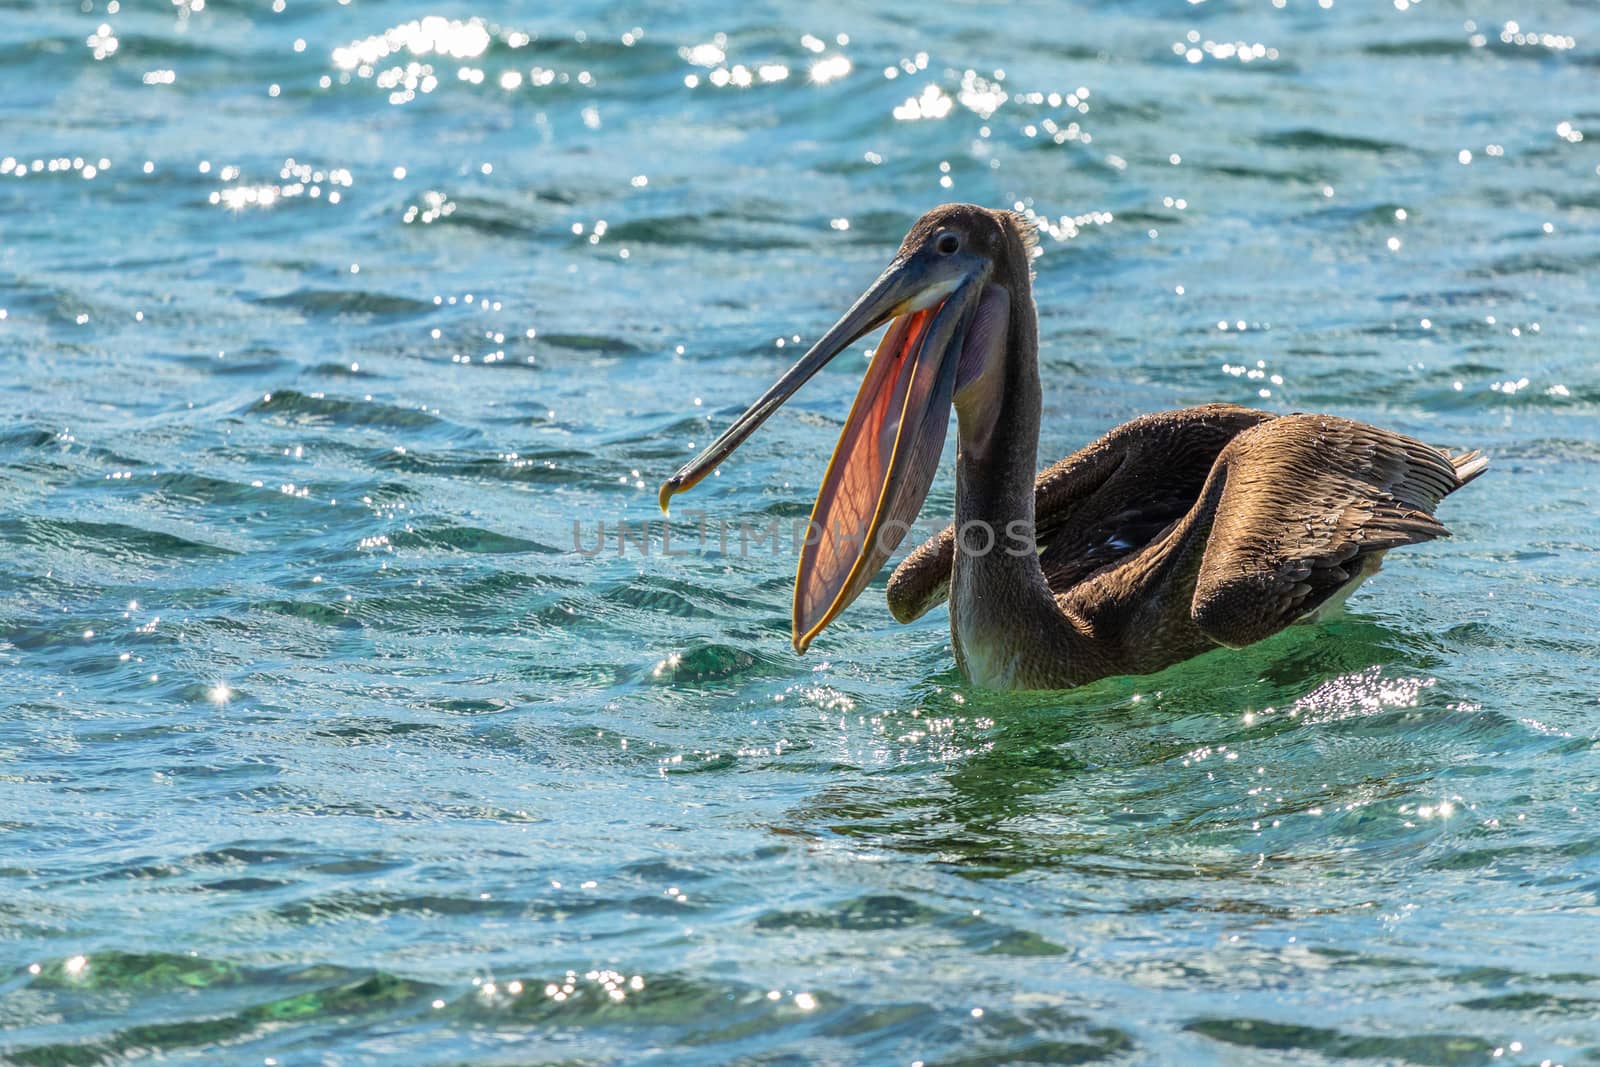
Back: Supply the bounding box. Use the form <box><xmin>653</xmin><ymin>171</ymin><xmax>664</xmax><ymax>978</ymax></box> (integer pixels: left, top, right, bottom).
<box><xmin>660</xmin><ymin>204</ymin><xmax>1037</xmax><ymax>652</ymax></box>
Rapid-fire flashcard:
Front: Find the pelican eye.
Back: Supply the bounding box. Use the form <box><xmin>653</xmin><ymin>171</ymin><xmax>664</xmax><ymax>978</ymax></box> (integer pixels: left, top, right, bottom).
<box><xmin>935</xmin><ymin>233</ymin><xmax>960</xmax><ymax>255</ymax></box>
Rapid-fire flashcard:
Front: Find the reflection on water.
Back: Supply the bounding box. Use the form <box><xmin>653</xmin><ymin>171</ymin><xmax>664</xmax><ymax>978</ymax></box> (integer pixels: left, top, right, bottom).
<box><xmin>3</xmin><ymin>0</ymin><xmax>1600</xmax><ymax>1063</ymax></box>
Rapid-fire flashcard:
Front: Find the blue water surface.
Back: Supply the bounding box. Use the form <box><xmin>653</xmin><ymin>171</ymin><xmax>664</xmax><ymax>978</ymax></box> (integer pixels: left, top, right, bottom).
<box><xmin>3</xmin><ymin>0</ymin><xmax>1600</xmax><ymax>1063</ymax></box>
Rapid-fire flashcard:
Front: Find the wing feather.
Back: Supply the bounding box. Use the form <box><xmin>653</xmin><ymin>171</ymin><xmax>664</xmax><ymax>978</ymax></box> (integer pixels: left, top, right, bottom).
<box><xmin>886</xmin><ymin>404</ymin><xmax>1271</xmax><ymax>622</ymax></box>
<box><xmin>1190</xmin><ymin>415</ymin><xmax>1485</xmax><ymax>647</ymax></box>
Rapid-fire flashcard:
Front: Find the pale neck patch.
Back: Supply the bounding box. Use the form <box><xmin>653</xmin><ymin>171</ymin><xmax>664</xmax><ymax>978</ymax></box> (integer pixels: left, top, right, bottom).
<box><xmin>952</xmin><ymin>285</ymin><xmax>1011</xmax><ymax>449</ymax></box>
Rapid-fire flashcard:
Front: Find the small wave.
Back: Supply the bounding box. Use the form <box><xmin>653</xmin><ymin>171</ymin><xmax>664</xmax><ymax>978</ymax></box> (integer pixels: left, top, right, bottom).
<box><xmin>1363</xmin><ymin>38</ymin><xmax>1474</xmax><ymax>57</ymax></box>
<box><xmin>539</xmin><ymin>332</ymin><xmax>646</xmax><ymax>355</ymax></box>
<box><xmin>602</xmin><ymin>212</ymin><xmax>808</xmax><ymax>250</ymax></box>
<box><xmin>389</xmin><ymin>523</ymin><xmax>560</xmax><ymax>555</ymax></box>
<box><xmin>8</xmin><ymin>954</ymin><xmax>441</xmax><ymax>1066</ymax></box>
<box><xmin>1185</xmin><ymin>1017</ymin><xmax>1492</xmax><ymax>1065</ymax></box>
<box><xmin>250</xmin><ymin>389</ymin><xmax>445</xmax><ymax>430</ymax></box>
<box><xmin>756</xmin><ymin>894</ymin><xmax>945</xmax><ymax>931</ymax></box>
<box><xmin>253</xmin><ymin>288</ymin><xmax>435</xmax><ymax>319</ymax></box>
<box><xmin>642</xmin><ymin>641</ymin><xmax>790</xmax><ymax>685</ymax></box>
<box><xmin>369</xmin><ymin>447</ymin><xmax>599</xmax><ymax>486</ymax></box>
<box><xmin>1259</xmin><ymin>128</ymin><xmax>1409</xmax><ymax>154</ymax></box>
<box><xmin>0</xmin><ymin>516</ymin><xmax>234</xmax><ymax>560</ymax></box>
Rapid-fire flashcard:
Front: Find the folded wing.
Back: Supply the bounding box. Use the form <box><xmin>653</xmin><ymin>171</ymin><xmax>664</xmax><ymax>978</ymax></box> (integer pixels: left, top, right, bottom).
<box><xmin>886</xmin><ymin>403</ymin><xmax>1273</xmax><ymax>623</ymax></box>
<box><xmin>1190</xmin><ymin>414</ymin><xmax>1487</xmax><ymax>647</ymax></box>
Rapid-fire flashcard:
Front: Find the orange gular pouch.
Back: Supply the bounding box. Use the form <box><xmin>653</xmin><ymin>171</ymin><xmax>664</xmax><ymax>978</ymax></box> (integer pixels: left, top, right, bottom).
<box><xmin>792</xmin><ymin>282</ymin><xmax>978</xmax><ymax>652</ymax></box>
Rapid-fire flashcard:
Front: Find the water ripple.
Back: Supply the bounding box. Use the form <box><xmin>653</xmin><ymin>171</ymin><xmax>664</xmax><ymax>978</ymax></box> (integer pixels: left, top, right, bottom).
<box><xmin>3</xmin><ymin>0</ymin><xmax>1600</xmax><ymax>1062</ymax></box>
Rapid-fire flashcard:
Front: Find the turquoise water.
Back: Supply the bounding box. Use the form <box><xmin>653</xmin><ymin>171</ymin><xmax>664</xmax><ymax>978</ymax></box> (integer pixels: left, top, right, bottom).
<box><xmin>3</xmin><ymin>0</ymin><xmax>1599</xmax><ymax>1062</ymax></box>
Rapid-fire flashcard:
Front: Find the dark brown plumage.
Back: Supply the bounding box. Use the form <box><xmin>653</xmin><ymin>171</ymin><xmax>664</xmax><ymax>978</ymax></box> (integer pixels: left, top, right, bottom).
<box><xmin>888</xmin><ymin>403</ymin><xmax>1485</xmax><ymax>688</ymax></box>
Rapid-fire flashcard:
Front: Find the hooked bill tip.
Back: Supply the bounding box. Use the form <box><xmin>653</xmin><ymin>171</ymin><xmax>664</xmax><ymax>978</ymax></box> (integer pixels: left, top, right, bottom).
<box><xmin>657</xmin><ymin>479</ymin><xmax>676</xmax><ymax>514</ymax></box>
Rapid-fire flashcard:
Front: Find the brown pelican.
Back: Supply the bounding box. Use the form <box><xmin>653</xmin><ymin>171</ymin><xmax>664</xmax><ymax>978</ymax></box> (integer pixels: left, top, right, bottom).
<box><xmin>659</xmin><ymin>204</ymin><xmax>1484</xmax><ymax>690</ymax></box>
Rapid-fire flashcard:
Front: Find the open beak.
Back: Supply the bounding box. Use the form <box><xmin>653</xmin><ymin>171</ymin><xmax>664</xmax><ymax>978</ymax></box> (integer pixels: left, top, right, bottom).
<box><xmin>659</xmin><ymin>256</ymin><xmax>980</xmax><ymax>653</ymax></box>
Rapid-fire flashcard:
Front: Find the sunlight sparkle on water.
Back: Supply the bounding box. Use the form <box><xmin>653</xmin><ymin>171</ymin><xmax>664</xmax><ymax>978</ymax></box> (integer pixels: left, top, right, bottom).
<box><xmin>956</xmin><ymin>70</ymin><xmax>1006</xmax><ymax>118</ymax></box>
<box><xmin>1288</xmin><ymin>667</ymin><xmax>1435</xmax><ymax>723</ymax></box>
<box><xmin>86</xmin><ymin>24</ymin><xmax>117</xmax><ymax>60</ymax></box>
<box><xmin>404</xmin><ymin>190</ymin><xmax>456</xmax><ymax>224</ymax></box>
<box><xmin>894</xmin><ymin>85</ymin><xmax>953</xmax><ymax>121</ymax></box>
<box><xmin>205</xmin><ymin>158</ymin><xmax>352</xmax><ymax>212</ymax></box>
<box><xmin>682</xmin><ymin>40</ymin><xmax>725</xmax><ymax>67</ymax></box>
<box><xmin>333</xmin><ymin>17</ymin><xmax>489</xmax><ymax>70</ymax></box>
<box><xmin>331</xmin><ymin>17</ymin><xmax>519</xmax><ymax>103</ymax></box>
<box><xmin>809</xmin><ymin>55</ymin><xmax>852</xmax><ymax>85</ymax></box>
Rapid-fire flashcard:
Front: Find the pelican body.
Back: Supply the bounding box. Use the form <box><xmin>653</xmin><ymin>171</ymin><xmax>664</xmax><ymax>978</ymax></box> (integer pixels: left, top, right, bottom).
<box><xmin>660</xmin><ymin>205</ymin><xmax>1484</xmax><ymax>690</ymax></box>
